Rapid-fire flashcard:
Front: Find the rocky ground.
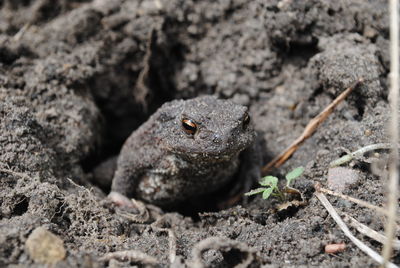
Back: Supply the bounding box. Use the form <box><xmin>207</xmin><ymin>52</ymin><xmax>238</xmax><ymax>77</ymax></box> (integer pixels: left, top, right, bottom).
<box><xmin>0</xmin><ymin>0</ymin><xmax>398</xmax><ymax>267</ymax></box>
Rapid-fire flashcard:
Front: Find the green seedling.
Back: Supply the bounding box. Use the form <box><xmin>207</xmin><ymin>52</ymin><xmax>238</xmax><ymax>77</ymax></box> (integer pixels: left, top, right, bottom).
<box><xmin>245</xmin><ymin>166</ymin><xmax>304</xmax><ymax>201</ymax></box>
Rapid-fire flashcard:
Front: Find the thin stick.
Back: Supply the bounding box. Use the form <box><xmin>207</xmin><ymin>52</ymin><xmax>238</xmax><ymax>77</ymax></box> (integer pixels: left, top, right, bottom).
<box><xmin>117</xmin><ymin>199</ymin><xmax>150</xmax><ymax>224</ymax></box>
<box><xmin>152</xmin><ymin>227</ymin><xmax>177</xmax><ymax>264</ymax></box>
<box><xmin>0</xmin><ymin>167</ymin><xmax>31</xmax><ymax>180</ymax></box>
<box><xmin>99</xmin><ymin>250</ymin><xmax>158</xmax><ymax>265</ymax></box>
<box><xmin>13</xmin><ymin>23</ymin><xmax>30</xmax><ymax>41</ymax></box>
<box><xmin>315</xmin><ymin>184</ymin><xmax>387</xmax><ymax>216</ymax></box>
<box><xmin>67</xmin><ymin>178</ymin><xmax>94</xmax><ymax>196</ymax></box>
<box><xmin>151</xmin><ymin>217</ymin><xmax>178</xmax><ymax>264</ymax></box>
<box><xmin>343</xmin><ymin>213</ymin><xmax>400</xmax><ymax>250</ymax></box>
<box><xmin>262</xmin><ymin>78</ymin><xmax>364</xmax><ymax>174</ymax></box>
<box><xmin>382</xmin><ymin>0</ymin><xmax>400</xmax><ymax>266</ymax></box>
<box><xmin>314</xmin><ymin>191</ymin><xmax>398</xmax><ymax>268</ymax></box>
<box><xmin>329</xmin><ymin>143</ymin><xmax>392</xmax><ymax>167</ymax></box>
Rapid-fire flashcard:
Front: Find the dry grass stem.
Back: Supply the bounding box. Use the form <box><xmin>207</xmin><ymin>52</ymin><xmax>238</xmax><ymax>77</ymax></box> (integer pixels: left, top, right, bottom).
<box><xmin>67</xmin><ymin>178</ymin><xmax>94</xmax><ymax>196</ymax></box>
<box><xmin>382</xmin><ymin>0</ymin><xmax>400</xmax><ymax>266</ymax></box>
<box><xmin>13</xmin><ymin>23</ymin><xmax>30</xmax><ymax>41</ymax></box>
<box><xmin>314</xmin><ymin>191</ymin><xmax>398</xmax><ymax>268</ymax></box>
<box><xmin>117</xmin><ymin>199</ymin><xmax>150</xmax><ymax>223</ymax></box>
<box><xmin>0</xmin><ymin>166</ymin><xmax>32</xmax><ymax>180</ymax></box>
<box><xmin>343</xmin><ymin>213</ymin><xmax>400</xmax><ymax>250</ymax></box>
<box><xmin>262</xmin><ymin>78</ymin><xmax>364</xmax><ymax>174</ymax></box>
<box><xmin>167</xmin><ymin>229</ymin><xmax>177</xmax><ymax>264</ymax></box>
<box><xmin>99</xmin><ymin>250</ymin><xmax>158</xmax><ymax>265</ymax></box>
<box><xmin>329</xmin><ymin>143</ymin><xmax>392</xmax><ymax>167</ymax></box>
<box><xmin>315</xmin><ymin>184</ymin><xmax>387</xmax><ymax>216</ymax></box>
<box><xmin>151</xmin><ymin>219</ymin><xmax>178</xmax><ymax>264</ymax></box>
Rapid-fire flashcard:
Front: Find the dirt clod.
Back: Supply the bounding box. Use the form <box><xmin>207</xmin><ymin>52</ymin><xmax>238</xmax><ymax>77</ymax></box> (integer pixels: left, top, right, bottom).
<box><xmin>327</xmin><ymin>167</ymin><xmax>359</xmax><ymax>192</ymax></box>
<box><xmin>25</xmin><ymin>227</ymin><xmax>66</xmax><ymax>264</ymax></box>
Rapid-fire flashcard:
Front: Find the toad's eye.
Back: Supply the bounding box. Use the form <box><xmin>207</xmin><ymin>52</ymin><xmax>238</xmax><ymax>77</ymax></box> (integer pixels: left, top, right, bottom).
<box><xmin>243</xmin><ymin>112</ymin><xmax>250</xmax><ymax>130</ymax></box>
<box><xmin>182</xmin><ymin>118</ymin><xmax>197</xmax><ymax>135</ymax></box>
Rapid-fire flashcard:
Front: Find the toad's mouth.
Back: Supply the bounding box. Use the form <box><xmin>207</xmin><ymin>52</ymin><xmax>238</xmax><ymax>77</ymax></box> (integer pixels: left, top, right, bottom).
<box><xmin>165</xmin><ymin>132</ymin><xmax>255</xmax><ymax>161</ymax></box>
<box><xmin>173</xmin><ymin>147</ymin><xmax>245</xmax><ymax>162</ymax></box>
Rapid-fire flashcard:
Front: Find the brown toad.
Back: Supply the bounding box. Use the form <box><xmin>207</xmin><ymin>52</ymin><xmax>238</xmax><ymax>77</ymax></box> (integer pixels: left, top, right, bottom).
<box><xmin>109</xmin><ymin>96</ymin><xmax>261</xmax><ymax>207</ymax></box>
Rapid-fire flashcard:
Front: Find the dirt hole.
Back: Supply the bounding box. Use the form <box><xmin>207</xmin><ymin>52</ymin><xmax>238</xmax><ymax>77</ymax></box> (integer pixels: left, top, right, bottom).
<box><xmin>51</xmin><ymin>202</ymin><xmax>71</xmax><ymax>230</ymax></box>
<box><xmin>82</xmin><ymin>27</ymin><xmax>187</xmax><ymax>172</ymax></box>
<box><xmin>280</xmin><ymin>39</ymin><xmax>320</xmax><ymax>66</ymax></box>
<box><xmin>12</xmin><ymin>196</ymin><xmax>29</xmax><ymax>216</ymax></box>
<box><xmin>222</xmin><ymin>248</ymin><xmax>251</xmax><ymax>267</ymax></box>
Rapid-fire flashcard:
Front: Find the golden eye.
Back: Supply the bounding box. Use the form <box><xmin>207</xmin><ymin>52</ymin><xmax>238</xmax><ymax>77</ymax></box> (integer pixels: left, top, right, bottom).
<box><xmin>182</xmin><ymin>118</ymin><xmax>197</xmax><ymax>134</ymax></box>
<box><xmin>243</xmin><ymin>112</ymin><xmax>250</xmax><ymax>130</ymax></box>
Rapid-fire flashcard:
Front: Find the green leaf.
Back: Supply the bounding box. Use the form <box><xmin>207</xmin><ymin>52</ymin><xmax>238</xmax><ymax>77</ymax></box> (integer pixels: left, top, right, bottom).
<box><xmin>285</xmin><ymin>166</ymin><xmax>304</xmax><ymax>186</ymax></box>
<box><xmin>262</xmin><ymin>187</ymin><xmax>273</xmax><ymax>199</ymax></box>
<box><xmin>244</xmin><ymin>187</ymin><xmax>267</xmax><ymax>196</ymax></box>
<box><xmin>259</xmin><ymin>176</ymin><xmax>278</xmax><ymax>188</ymax></box>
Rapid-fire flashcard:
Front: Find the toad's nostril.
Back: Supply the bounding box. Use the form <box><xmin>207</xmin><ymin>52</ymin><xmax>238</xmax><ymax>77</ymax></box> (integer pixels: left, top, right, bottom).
<box><xmin>212</xmin><ymin>134</ymin><xmax>222</xmax><ymax>144</ymax></box>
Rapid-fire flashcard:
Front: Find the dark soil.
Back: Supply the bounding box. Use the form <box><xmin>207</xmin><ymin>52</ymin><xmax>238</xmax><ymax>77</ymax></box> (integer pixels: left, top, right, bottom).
<box><xmin>0</xmin><ymin>0</ymin><xmax>397</xmax><ymax>267</ymax></box>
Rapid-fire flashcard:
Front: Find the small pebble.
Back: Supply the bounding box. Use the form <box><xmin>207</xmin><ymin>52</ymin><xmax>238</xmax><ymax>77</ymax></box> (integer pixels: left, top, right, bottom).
<box><xmin>25</xmin><ymin>226</ymin><xmax>66</xmax><ymax>264</ymax></box>
<box><xmin>325</xmin><ymin>243</ymin><xmax>346</xmax><ymax>254</ymax></box>
<box><xmin>327</xmin><ymin>167</ymin><xmax>358</xmax><ymax>192</ymax></box>
<box><xmin>364</xmin><ymin>129</ymin><xmax>372</xmax><ymax>136</ymax></box>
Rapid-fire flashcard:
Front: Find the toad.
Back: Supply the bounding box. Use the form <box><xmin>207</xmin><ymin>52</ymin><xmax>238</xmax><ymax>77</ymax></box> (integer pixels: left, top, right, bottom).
<box><xmin>109</xmin><ymin>96</ymin><xmax>261</xmax><ymax>207</ymax></box>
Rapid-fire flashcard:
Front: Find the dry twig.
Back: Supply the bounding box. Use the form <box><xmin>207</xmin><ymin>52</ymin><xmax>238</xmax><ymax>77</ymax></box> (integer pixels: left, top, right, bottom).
<box><xmin>0</xmin><ymin>166</ymin><xmax>32</xmax><ymax>180</ymax></box>
<box><xmin>343</xmin><ymin>213</ymin><xmax>400</xmax><ymax>250</ymax></box>
<box><xmin>116</xmin><ymin>199</ymin><xmax>150</xmax><ymax>223</ymax></box>
<box><xmin>315</xmin><ymin>183</ymin><xmax>387</xmax><ymax>216</ymax></box>
<box><xmin>151</xmin><ymin>216</ymin><xmax>178</xmax><ymax>264</ymax></box>
<box><xmin>382</xmin><ymin>0</ymin><xmax>400</xmax><ymax>265</ymax></box>
<box><xmin>99</xmin><ymin>250</ymin><xmax>157</xmax><ymax>265</ymax></box>
<box><xmin>329</xmin><ymin>143</ymin><xmax>393</xmax><ymax>167</ymax></box>
<box><xmin>262</xmin><ymin>78</ymin><xmax>364</xmax><ymax>174</ymax></box>
<box><xmin>13</xmin><ymin>23</ymin><xmax>30</xmax><ymax>41</ymax></box>
<box><xmin>66</xmin><ymin>178</ymin><xmax>94</xmax><ymax>196</ymax></box>
<box><xmin>314</xmin><ymin>191</ymin><xmax>398</xmax><ymax>268</ymax></box>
